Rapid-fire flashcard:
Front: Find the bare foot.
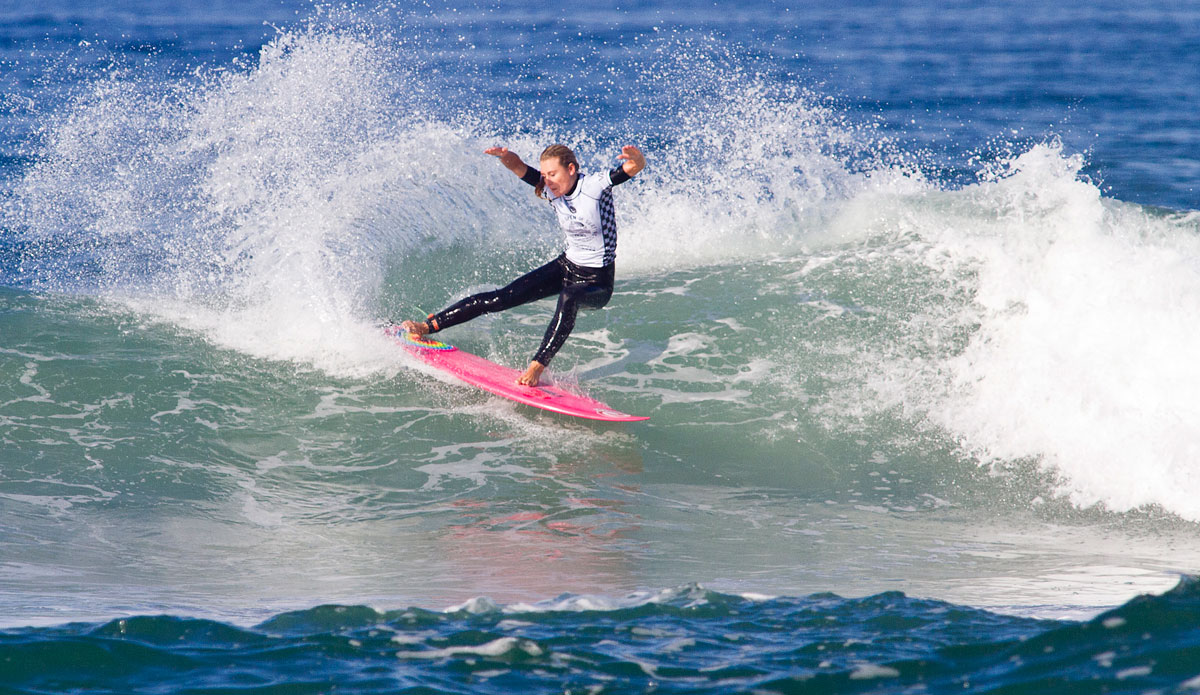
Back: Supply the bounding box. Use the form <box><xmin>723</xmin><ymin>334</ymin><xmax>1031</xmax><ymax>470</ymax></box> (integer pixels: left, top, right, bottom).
<box><xmin>400</xmin><ymin>320</ymin><xmax>430</xmax><ymax>336</ymax></box>
<box><xmin>517</xmin><ymin>361</ymin><xmax>545</xmax><ymax>387</ymax></box>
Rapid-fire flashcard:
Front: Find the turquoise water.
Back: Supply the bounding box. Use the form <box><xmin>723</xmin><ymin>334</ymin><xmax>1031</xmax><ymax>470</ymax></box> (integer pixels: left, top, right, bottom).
<box><xmin>4</xmin><ymin>1</ymin><xmax>1200</xmax><ymax>692</ymax></box>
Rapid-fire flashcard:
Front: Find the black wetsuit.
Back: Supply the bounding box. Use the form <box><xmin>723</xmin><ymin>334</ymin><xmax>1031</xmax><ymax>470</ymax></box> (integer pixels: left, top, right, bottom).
<box><xmin>425</xmin><ymin>163</ymin><xmax>633</xmax><ymax>366</ymax></box>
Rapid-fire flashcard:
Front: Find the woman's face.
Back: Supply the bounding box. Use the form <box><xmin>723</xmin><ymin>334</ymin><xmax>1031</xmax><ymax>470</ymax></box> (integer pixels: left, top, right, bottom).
<box><xmin>540</xmin><ymin>156</ymin><xmax>577</xmax><ymax>197</ymax></box>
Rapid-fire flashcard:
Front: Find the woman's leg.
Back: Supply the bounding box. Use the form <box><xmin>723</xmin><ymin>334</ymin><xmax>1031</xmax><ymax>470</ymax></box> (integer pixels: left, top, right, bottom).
<box><xmin>531</xmin><ymin>266</ymin><xmax>614</xmax><ymax>366</ymax></box>
<box><xmin>424</xmin><ymin>257</ymin><xmax>563</xmax><ymax>332</ymax></box>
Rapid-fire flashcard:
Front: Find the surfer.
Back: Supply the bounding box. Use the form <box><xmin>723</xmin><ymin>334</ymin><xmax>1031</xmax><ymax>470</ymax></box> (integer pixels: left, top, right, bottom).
<box><xmin>401</xmin><ymin>143</ymin><xmax>646</xmax><ymax>387</ymax></box>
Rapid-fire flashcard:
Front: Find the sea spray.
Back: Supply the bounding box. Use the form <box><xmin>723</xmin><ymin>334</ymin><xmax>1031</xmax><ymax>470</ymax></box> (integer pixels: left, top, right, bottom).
<box><xmin>2</xmin><ymin>21</ymin><xmax>909</xmax><ymax>373</ymax></box>
<box><xmin>3</xmin><ymin>20</ymin><xmax>529</xmax><ymax>375</ymax></box>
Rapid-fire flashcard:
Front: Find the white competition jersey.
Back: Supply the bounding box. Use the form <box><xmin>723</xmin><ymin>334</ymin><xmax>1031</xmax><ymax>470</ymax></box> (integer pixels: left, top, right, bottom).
<box><xmin>546</xmin><ymin>170</ymin><xmax>620</xmax><ymax>268</ymax></box>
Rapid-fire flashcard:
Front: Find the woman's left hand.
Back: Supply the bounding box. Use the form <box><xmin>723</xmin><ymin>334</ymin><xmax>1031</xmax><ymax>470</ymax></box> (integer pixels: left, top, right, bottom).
<box><xmin>618</xmin><ymin>145</ymin><xmax>646</xmax><ymax>176</ymax></box>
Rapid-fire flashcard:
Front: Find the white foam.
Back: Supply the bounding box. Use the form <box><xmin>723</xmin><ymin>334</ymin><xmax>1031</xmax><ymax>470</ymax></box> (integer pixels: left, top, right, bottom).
<box><xmin>395</xmin><ymin>636</ymin><xmax>543</xmax><ymax>659</ymax></box>
<box><xmin>849</xmin><ymin>663</ymin><xmax>901</xmax><ymax>680</ymax></box>
<box><xmin>1116</xmin><ymin>665</ymin><xmax>1153</xmax><ymax>680</ymax></box>
<box><xmin>444</xmin><ymin>596</ymin><xmax>502</xmax><ymax>614</ymax></box>
<box><xmin>479</xmin><ymin>584</ymin><xmax>713</xmax><ymax>615</ymax></box>
<box><xmin>856</xmin><ymin>142</ymin><xmax>1200</xmax><ymax>520</ymax></box>
<box><xmin>1180</xmin><ymin>673</ymin><xmax>1200</xmax><ymax>690</ymax></box>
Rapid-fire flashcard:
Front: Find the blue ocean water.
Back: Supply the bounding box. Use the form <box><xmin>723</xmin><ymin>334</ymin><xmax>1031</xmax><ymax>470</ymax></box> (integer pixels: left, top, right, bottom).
<box><xmin>3</xmin><ymin>0</ymin><xmax>1200</xmax><ymax>692</ymax></box>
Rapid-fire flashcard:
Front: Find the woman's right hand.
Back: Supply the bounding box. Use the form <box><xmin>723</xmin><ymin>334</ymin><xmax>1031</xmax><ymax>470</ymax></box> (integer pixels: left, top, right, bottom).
<box><xmin>485</xmin><ymin>146</ymin><xmax>526</xmax><ymax>174</ymax></box>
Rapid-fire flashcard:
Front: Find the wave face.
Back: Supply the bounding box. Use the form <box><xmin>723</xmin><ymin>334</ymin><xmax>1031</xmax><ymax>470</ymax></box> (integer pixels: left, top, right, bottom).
<box><xmin>3</xmin><ymin>0</ymin><xmax>1200</xmax><ymax>675</ymax></box>
<box><xmin>6</xmin><ymin>8</ymin><xmax>1200</xmax><ymax>523</ymax></box>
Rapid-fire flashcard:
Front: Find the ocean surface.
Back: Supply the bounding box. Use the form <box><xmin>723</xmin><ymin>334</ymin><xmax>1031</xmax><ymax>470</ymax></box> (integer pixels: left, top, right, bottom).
<box><xmin>2</xmin><ymin>0</ymin><xmax>1200</xmax><ymax>692</ymax></box>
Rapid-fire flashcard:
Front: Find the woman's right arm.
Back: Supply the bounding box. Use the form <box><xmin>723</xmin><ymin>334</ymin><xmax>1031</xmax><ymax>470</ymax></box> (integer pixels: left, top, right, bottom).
<box><xmin>485</xmin><ymin>147</ymin><xmax>536</xmax><ymax>182</ymax></box>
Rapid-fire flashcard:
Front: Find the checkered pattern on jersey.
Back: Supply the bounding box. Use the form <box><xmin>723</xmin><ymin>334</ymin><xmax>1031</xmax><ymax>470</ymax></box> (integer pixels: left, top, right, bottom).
<box><xmin>599</xmin><ymin>187</ymin><xmax>617</xmax><ymax>265</ymax></box>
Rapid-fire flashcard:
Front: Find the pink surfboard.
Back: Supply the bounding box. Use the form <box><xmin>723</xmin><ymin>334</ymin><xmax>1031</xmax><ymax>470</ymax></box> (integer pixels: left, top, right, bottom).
<box><xmin>386</xmin><ymin>325</ymin><xmax>649</xmax><ymax>422</ymax></box>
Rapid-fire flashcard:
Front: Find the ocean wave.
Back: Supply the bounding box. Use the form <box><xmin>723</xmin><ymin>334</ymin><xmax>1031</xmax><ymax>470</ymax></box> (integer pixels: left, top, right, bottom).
<box><xmin>4</xmin><ymin>579</ymin><xmax>1200</xmax><ymax>694</ymax></box>
<box><xmin>4</xmin><ymin>4</ymin><xmax>1200</xmax><ymax>533</ymax></box>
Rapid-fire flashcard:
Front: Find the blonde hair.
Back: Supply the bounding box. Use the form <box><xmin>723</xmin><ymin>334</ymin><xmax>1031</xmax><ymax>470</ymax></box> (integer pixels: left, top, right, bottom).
<box><xmin>535</xmin><ymin>144</ymin><xmax>579</xmax><ymax>199</ymax></box>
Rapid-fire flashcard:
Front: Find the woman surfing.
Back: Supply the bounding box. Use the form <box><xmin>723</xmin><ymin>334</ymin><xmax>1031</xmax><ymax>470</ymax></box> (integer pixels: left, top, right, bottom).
<box><xmin>400</xmin><ymin>143</ymin><xmax>646</xmax><ymax>387</ymax></box>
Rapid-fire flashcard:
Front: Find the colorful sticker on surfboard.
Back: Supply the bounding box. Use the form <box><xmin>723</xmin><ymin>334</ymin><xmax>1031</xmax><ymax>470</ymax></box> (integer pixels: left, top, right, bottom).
<box><xmin>386</xmin><ymin>325</ymin><xmax>456</xmax><ymax>351</ymax></box>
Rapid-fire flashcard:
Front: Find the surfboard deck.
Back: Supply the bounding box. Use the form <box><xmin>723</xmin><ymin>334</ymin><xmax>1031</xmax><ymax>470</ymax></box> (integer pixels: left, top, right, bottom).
<box><xmin>385</xmin><ymin>324</ymin><xmax>649</xmax><ymax>422</ymax></box>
